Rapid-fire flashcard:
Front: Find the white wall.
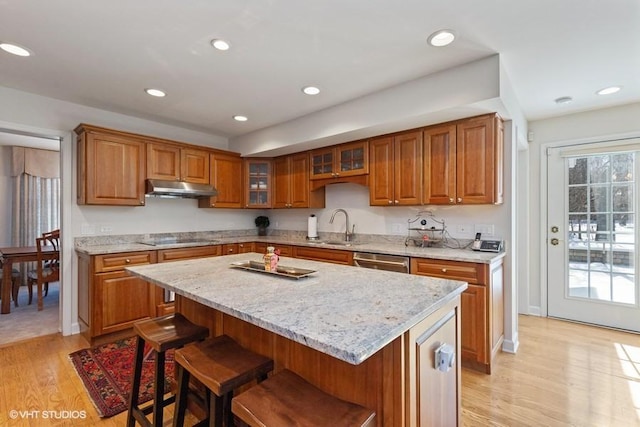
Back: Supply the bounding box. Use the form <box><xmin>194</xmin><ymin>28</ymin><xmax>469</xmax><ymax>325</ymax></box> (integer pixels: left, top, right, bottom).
<box><xmin>268</xmin><ymin>183</ymin><xmax>509</xmax><ymax>242</ymax></box>
<box><xmin>526</xmin><ymin>102</ymin><xmax>640</xmax><ymax>314</ymax></box>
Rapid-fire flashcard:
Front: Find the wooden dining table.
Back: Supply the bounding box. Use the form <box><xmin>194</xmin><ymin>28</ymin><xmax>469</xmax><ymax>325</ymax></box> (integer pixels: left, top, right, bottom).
<box><xmin>0</xmin><ymin>245</ymin><xmax>59</xmax><ymax>314</ymax></box>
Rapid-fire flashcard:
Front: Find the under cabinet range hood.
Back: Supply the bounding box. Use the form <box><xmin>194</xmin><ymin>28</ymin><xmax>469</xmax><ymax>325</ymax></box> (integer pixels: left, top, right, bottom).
<box><xmin>145</xmin><ymin>179</ymin><xmax>218</xmax><ymax>199</ymax></box>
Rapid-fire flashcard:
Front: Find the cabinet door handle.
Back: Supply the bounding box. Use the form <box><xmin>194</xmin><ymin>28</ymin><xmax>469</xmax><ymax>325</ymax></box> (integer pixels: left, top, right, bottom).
<box><xmin>228</xmin><ymin>249</ymin><xmax>234</xmax><ymax>253</ymax></box>
<box><xmin>449</xmin><ymin>198</ymin><xmax>454</xmax><ymax>203</ymax></box>
<box><xmin>441</xmin><ymin>268</ymin><xmax>447</xmax><ymax>273</ymax></box>
<box><xmin>140</xmin><ymin>200</ymin><xmax>145</xmax><ymax>205</ymax></box>
<box><xmin>125</xmin><ymin>259</ymin><xmax>131</xmax><ymax>264</ymax></box>
<box><xmin>394</xmin><ymin>200</ymin><xmax>399</xmax><ymax>204</ymax></box>
<box><xmin>210</xmin><ymin>203</ymin><xmax>215</xmax><ymax>207</ymax></box>
<box><xmin>388</xmin><ymin>200</ymin><xmax>393</xmax><ymax>204</ymax></box>
<box><xmin>457</xmin><ymin>197</ymin><xmax>462</xmax><ymax>203</ymax></box>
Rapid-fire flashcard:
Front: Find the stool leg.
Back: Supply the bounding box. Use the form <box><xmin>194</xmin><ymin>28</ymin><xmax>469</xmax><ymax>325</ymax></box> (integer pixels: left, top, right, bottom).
<box><xmin>211</xmin><ymin>390</ymin><xmax>224</xmax><ymax>427</ymax></box>
<box><xmin>223</xmin><ymin>391</ymin><xmax>234</xmax><ymax>427</ymax></box>
<box><xmin>172</xmin><ymin>364</ymin><xmax>190</xmax><ymax>427</ymax></box>
<box><xmin>153</xmin><ymin>350</ymin><xmax>166</xmax><ymax>427</ymax></box>
<box><xmin>127</xmin><ymin>336</ymin><xmax>146</xmax><ymax>427</ymax></box>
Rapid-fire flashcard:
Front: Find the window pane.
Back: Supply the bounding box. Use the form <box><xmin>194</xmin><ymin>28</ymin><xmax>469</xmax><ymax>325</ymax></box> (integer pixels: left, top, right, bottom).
<box><xmin>589</xmin><ymin>185</ymin><xmax>610</xmax><ymax>213</ymax></box>
<box><xmin>568</xmin><ymin>158</ymin><xmax>588</xmax><ymax>185</ymax></box>
<box><xmin>613</xmin><ymin>184</ymin><xmax>633</xmax><ymax>213</ymax></box>
<box><xmin>589</xmin><ymin>155</ymin><xmax>611</xmax><ymax>184</ymax></box>
<box><xmin>568</xmin><ymin>186</ymin><xmax>588</xmax><ymax>213</ymax></box>
<box><xmin>612</xmin><ymin>153</ymin><xmax>634</xmax><ymax>182</ymax></box>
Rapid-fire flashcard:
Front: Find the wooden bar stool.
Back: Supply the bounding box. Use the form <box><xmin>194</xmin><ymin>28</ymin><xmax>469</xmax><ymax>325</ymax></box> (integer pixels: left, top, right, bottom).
<box><xmin>232</xmin><ymin>369</ymin><xmax>376</xmax><ymax>427</ymax></box>
<box><xmin>173</xmin><ymin>334</ymin><xmax>274</xmax><ymax>427</ymax></box>
<box><xmin>127</xmin><ymin>313</ymin><xmax>209</xmax><ymax>427</ymax></box>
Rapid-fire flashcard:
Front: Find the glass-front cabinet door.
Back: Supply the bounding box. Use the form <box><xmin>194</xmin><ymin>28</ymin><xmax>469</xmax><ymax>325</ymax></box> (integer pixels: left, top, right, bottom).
<box><xmin>310</xmin><ymin>140</ymin><xmax>369</xmax><ymax>180</ymax></box>
<box><xmin>244</xmin><ymin>159</ymin><xmax>272</xmax><ymax>208</ymax></box>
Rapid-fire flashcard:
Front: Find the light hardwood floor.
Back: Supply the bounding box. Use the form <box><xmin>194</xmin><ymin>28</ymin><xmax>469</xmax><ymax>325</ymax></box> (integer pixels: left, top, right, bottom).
<box><xmin>0</xmin><ymin>315</ymin><xmax>638</xmax><ymax>426</ymax></box>
<box><xmin>462</xmin><ymin>315</ymin><xmax>640</xmax><ymax>427</ymax></box>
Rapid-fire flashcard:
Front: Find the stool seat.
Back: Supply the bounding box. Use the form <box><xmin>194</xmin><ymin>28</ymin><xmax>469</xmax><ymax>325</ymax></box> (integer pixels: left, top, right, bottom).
<box><xmin>173</xmin><ymin>335</ymin><xmax>274</xmax><ymax>427</ymax></box>
<box><xmin>175</xmin><ymin>334</ymin><xmax>274</xmax><ymax>397</ymax></box>
<box><xmin>232</xmin><ymin>369</ymin><xmax>376</xmax><ymax>427</ymax></box>
<box><xmin>127</xmin><ymin>313</ymin><xmax>209</xmax><ymax>427</ymax></box>
<box><xmin>134</xmin><ymin>313</ymin><xmax>209</xmax><ymax>353</ymax></box>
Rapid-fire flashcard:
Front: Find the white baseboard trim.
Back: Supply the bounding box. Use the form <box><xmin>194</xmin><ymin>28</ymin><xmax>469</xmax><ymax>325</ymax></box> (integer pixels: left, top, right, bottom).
<box><xmin>64</xmin><ymin>322</ymin><xmax>81</xmax><ymax>336</ymax></box>
<box><xmin>502</xmin><ymin>334</ymin><xmax>520</xmax><ymax>354</ymax></box>
<box><xmin>528</xmin><ymin>306</ymin><xmax>541</xmax><ymax>316</ymax></box>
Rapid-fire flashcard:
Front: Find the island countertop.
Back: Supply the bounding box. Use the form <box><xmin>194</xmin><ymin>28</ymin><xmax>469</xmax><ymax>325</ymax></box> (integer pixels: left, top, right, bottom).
<box><xmin>126</xmin><ymin>252</ymin><xmax>467</xmax><ymax>365</ymax></box>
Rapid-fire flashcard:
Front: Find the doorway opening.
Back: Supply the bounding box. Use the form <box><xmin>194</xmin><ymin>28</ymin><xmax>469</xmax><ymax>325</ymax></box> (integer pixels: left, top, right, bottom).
<box><xmin>0</xmin><ymin>130</ymin><xmax>61</xmax><ymax>346</ymax></box>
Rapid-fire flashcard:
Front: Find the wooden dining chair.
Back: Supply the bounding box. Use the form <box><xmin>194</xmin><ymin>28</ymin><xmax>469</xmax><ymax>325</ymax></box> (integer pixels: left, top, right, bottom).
<box><xmin>25</xmin><ymin>229</ymin><xmax>60</xmax><ymax>311</ymax></box>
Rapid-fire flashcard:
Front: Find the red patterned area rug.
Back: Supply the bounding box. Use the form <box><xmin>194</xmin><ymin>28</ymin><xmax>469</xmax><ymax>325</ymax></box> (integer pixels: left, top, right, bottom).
<box><xmin>69</xmin><ymin>337</ymin><xmax>175</xmax><ymax>417</ymax></box>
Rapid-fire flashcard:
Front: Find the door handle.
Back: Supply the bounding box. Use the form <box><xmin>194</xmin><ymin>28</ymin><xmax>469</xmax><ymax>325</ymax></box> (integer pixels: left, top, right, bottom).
<box><xmin>550</xmin><ymin>238</ymin><xmax>560</xmax><ymax>245</ymax></box>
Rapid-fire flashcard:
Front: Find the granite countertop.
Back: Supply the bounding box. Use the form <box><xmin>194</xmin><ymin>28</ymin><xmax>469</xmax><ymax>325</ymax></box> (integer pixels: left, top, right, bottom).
<box><xmin>76</xmin><ymin>234</ymin><xmax>505</xmax><ymax>264</ymax></box>
<box><xmin>126</xmin><ymin>253</ymin><xmax>467</xmax><ymax>365</ymax></box>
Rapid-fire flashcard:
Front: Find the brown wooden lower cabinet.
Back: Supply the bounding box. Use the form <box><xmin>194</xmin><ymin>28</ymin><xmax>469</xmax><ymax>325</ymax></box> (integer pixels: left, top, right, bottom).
<box><xmin>254</xmin><ymin>242</ymin><xmax>292</xmax><ymax>257</ymax></box>
<box><xmin>411</xmin><ymin>257</ymin><xmax>503</xmax><ymax>374</ymax></box>
<box><xmin>291</xmin><ymin>246</ymin><xmax>353</xmax><ymax>265</ymax></box>
<box><xmin>77</xmin><ymin>251</ymin><xmax>157</xmax><ymax>344</ymax></box>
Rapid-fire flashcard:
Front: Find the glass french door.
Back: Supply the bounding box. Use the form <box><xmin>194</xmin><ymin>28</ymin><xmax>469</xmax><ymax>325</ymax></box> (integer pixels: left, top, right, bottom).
<box><xmin>547</xmin><ymin>144</ymin><xmax>639</xmax><ymax>332</ymax></box>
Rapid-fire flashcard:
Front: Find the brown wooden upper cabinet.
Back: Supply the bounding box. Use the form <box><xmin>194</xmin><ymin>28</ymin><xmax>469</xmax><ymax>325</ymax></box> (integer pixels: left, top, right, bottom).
<box><xmin>147</xmin><ymin>142</ymin><xmax>210</xmax><ymax>184</ymax></box>
<box><xmin>310</xmin><ymin>140</ymin><xmax>369</xmax><ymax>180</ymax></box>
<box><xmin>244</xmin><ymin>158</ymin><xmax>272</xmax><ymax>208</ymax></box>
<box><xmin>423</xmin><ymin>114</ymin><xmax>504</xmax><ymax>205</ymax></box>
<box><xmin>75</xmin><ymin>124</ymin><xmax>146</xmax><ymax>206</ymax></box>
<box><xmin>274</xmin><ymin>153</ymin><xmax>325</xmax><ymax>209</ymax></box>
<box><xmin>369</xmin><ymin>130</ymin><xmax>423</xmax><ymax>206</ymax></box>
<box><xmin>199</xmin><ymin>152</ymin><xmax>243</xmax><ymax>208</ymax></box>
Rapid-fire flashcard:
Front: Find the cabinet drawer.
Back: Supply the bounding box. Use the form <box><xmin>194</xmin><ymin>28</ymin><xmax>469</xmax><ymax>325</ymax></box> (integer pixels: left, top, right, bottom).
<box><xmin>410</xmin><ymin>258</ymin><xmax>486</xmax><ymax>285</ymax></box>
<box><xmin>292</xmin><ymin>246</ymin><xmax>353</xmax><ymax>265</ymax></box>
<box><xmin>254</xmin><ymin>243</ymin><xmax>292</xmax><ymax>257</ymax></box>
<box><xmin>94</xmin><ymin>251</ymin><xmax>157</xmax><ymax>273</ymax></box>
<box><xmin>157</xmin><ymin>245</ymin><xmax>221</xmax><ymax>262</ymax></box>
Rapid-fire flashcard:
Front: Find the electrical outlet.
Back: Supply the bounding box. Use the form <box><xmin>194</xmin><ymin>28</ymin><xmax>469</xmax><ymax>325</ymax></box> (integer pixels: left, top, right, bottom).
<box><xmin>475</xmin><ymin>224</ymin><xmax>495</xmax><ymax>236</ymax></box>
<box><xmin>81</xmin><ymin>224</ymin><xmax>96</xmax><ymax>235</ymax></box>
<box><xmin>100</xmin><ymin>225</ymin><xmax>113</xmax><ymax>233</ymax></box>
<box><xmin>456</xmin><ymin>224</ymin><xmax>472</xmax><ymax>234</ymax></box>
<box><xmin>391</xmin><ymin>223</ymin><xmax>403</xmax><ymax>234</ymax></box>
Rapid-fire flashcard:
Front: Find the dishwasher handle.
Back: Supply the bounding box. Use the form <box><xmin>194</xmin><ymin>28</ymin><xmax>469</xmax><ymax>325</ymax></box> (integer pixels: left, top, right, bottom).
<box><xmin>354</xmin><ymin>257</ymin><xmax>407</xmax><ymax>267</ymax></box>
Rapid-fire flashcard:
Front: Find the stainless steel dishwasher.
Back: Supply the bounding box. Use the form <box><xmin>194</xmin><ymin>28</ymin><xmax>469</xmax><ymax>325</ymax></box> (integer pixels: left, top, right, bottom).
<box><xmin>353</xmin><ymin>252</ymin><xmax>410</xmax><ymax>274</ymax></box>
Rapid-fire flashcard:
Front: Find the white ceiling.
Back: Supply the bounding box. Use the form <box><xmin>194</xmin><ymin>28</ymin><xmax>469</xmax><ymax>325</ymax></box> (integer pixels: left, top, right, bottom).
<box><xmin>0</xmin><ymin>0</ymin><xmax>638</xmax><ymax>141</ymax></box>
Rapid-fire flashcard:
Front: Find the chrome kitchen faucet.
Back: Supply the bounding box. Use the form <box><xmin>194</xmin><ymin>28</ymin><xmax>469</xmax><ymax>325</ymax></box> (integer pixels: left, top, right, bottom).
<box><xmin>329</xmin><ymin>208</ymin><xmax>355</xmax><ymax>242</ymax></box>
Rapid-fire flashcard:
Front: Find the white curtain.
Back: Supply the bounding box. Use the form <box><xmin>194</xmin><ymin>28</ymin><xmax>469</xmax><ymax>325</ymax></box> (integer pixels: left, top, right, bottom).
<box><xmin>10</xmin><ymin>147</ymin><xmax>60</xmax><ymax>277</ymax></box>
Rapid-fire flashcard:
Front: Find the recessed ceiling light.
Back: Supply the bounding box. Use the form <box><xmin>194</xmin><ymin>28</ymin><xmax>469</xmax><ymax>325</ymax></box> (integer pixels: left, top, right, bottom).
<box><xmin>144</xmin><ymin>88</ymin><xmax>166</xmax><ymax>97</ymax></box>
<box><xmin>554</xmin><ymin>96</ymin><xmax>573</xmax><ymax>105</ymax></box>
<box><xmin>233</xmin><ymin>115</ymin><xmax>248</xmax><ymax>122</ymax></box>
<box><xmin>211</xmin><ymin>39</ymin><xmax>230</xmax><ymax>51</ymax></box>
<box><xmin>427</xmin><ymin>30</ymin><xmax>456</xmax><ymax>47</ymax></box>
<box><xmin>302</xmin><ymin>86</ymin><xmax>320</xmax><ymax>95</ymax></box>
<box><xmin>596</xmin><ymin>86</ymin><xmax>621</xmax><ymax>95</ymax></box>
<box><xmin>0</xmin><ymin>42</ymin><xmax>31</xmax><ymax>57</ymax></box>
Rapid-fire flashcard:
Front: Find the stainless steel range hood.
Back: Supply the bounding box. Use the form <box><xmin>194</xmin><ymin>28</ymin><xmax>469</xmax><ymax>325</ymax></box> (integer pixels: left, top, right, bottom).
<box><xmin>145</xmin><ymin>179</ymin><xmax>218</xmax><ymax>199</ymax></box>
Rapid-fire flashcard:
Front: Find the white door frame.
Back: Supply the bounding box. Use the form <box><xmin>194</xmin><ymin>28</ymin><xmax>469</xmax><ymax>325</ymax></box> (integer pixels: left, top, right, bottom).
<box><xmin>0</xmin><ymin>120</ymin><xmax>75</xmax><ymax>336</ymax></box>
<box><xmin>539</xmin><ymin>131</ymin><xmax>640</xmax><ymax>317</ymax></box>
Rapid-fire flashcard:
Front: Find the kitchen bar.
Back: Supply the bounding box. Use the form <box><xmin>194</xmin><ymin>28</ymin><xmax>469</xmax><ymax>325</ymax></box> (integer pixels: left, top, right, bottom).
<box><xmin>126</xmin><ymin>252</ymin><xmax>468</xmax><ymax>426</ymax></box>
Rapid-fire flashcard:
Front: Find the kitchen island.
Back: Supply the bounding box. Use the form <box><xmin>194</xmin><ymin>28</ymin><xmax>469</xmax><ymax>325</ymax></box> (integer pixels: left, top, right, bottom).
<box><xmin>126</xmin><ymin>252</ymin><xmax>467</xmax><ymax>426</ymax></box>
